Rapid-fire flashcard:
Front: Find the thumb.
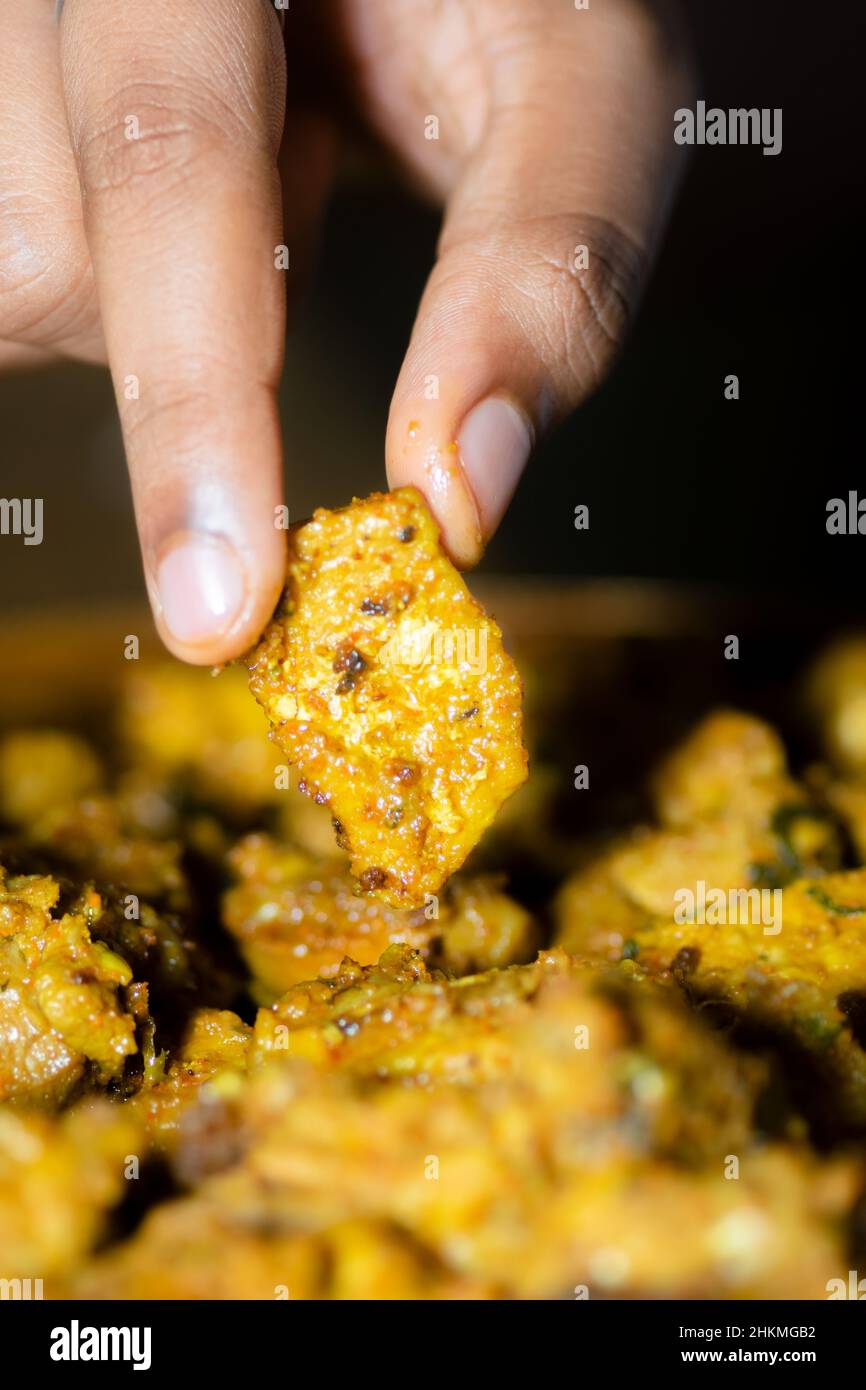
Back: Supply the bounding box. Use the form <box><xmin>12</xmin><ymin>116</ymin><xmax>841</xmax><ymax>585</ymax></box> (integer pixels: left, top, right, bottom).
<box><xmin>386</xmin><ymin>2</ymin><xmax>692</xmax><ymax>566</ymax></box>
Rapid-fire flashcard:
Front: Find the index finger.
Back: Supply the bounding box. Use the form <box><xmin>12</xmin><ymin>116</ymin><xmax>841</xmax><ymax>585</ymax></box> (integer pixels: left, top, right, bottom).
<box><xmin>59</xmin><ymin>0</ymin><xmax>288</xmax><ymax>663</ymax></box>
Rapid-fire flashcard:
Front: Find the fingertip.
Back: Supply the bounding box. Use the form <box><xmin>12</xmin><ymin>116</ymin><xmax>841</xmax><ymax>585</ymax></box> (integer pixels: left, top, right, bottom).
<box><xmin>386</xmin><ymin>430</ymin><xmax>483</xmax><ymax>571</ymax></box>
<box><xmin>386</xmin><ymin>394</ymin><xmax>533</xmax><ymax>569</ymax></box>
<box><xmin>147</xmin><ymin>529</ymin><xmax>284</xmax><ymax>666</ymax></box>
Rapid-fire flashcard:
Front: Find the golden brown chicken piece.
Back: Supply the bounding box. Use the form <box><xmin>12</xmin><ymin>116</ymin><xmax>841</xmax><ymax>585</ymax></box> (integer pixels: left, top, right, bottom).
<box><xmin>0</xmin><ymin>868</ymin><xmax>138</xmax><ymax>1105</ymax></box>
<box><xmin>555</xmin><ymin>712</ymin><xmax>866</xmax><ymax>1127</ymax></box>
<box><xmin>0</xmin><ymin>730</ymin><xmax>103</xmax><ymax>827</ymax></box>
<box><xmin>245</xmin><ymin>488</ymin><xmax>527</xmax><ymax>908</ymax></box>
<box><xmin>119</xmin><ymin>662</ymin><xmax>281</xmax><ymax>819</ymax></box>
<box><xmin>557</xmin><ymin>709</ymin><xmax>842</xmax><ymax>947</ymax></box>
<box><xmin>23</xmin><ymin>795</ymin><xmax>189</xmax><ymax>914</ymax></box>
<box><xmin>250</xmin><ymin>947</ymin><xmax>762</xmax><ymax>1139</ymax></box>
<box><xmin>69</xmin><ymin>961</ymin><xmax>858</xmax><ymax>1301</ymax></box>
<box><xmin>807</xmin><ymin>637</ymin><xmax>866</xmax><ymax>777</ymax></box>
<box><xmin>223</xmin><ymin>832</ymin><xmax>536</xmax><ymax>1000</ymax></box>
<box><xmin>132</xmin><ymin>1006</ymin><xmax>251</xmax><ymax>1155</ymax></box>
<box><xmin>561</xmin><ymin>866</ymin><xmax>866</xmax><ymax>1129</ymax></box>
<box><xmin>0</xmin><ymin>846</ymin><xmax>220</xmax><ymax>1109</ymax></box>
<box><xmin>68</xmin><ymin>1171</ymin><xmax>490</xmax><ymax>1300</ymax></box>
<box><xmin>0</xmin><ymin>1100</ymin><xmax>142</xmax><ymax>1286</ymax></box>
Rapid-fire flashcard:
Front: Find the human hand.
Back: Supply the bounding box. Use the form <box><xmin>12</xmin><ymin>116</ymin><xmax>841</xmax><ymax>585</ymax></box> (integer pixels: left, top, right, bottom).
<box><xmin>0</xmin><ymin>0</ymin><xmax>691</xmax><ymax>663</ymax></box>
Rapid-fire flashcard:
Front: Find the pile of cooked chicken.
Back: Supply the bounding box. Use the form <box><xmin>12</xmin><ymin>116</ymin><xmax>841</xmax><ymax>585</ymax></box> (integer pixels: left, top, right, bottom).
<box><xmin>4</xmin><ymin>497</ymin><xmax>866</xmax><ymax>1299</ymax></box>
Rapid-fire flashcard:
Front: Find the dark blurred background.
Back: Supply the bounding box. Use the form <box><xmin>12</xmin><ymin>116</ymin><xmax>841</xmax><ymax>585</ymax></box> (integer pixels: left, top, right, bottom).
<box><xmin>1</xmin><ymin>0</ymin><xmax>863</xmax><ymax>615</ymax></box>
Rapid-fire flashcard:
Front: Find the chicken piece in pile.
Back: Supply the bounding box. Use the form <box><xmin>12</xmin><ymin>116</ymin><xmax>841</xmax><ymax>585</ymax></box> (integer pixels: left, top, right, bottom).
<box><xmin>4</xmin><ymin>516</ymin><xmax>866</xmax><ymax>1298</ymax></box>
<box><xmin>245</xmin><ymin>488</ymin><xmax>528</xmax><ymax>907</ymax></box>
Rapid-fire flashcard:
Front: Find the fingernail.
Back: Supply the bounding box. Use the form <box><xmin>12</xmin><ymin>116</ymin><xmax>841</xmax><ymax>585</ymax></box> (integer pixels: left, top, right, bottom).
<box><xmin>457</xmin><ymin>396</ymin><xmax>533</xmax><ymax>534</ymax></box>
<box><xmin>154</xmin><ymin>533</ymin><xmax>246</xmax><ymax>646</ymax></box>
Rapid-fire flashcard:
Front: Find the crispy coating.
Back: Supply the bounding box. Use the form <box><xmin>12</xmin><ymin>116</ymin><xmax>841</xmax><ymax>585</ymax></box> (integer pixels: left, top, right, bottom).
<box><xmin>69</xmin><ymin>963</ymin><xmax>856</xmax><ymax>1300</ymax></box>
<box><xmin>245</xmin><ymin>489</ymin><xmax>527</xmax><ymax>907</ymax></box>
<box><xmin>0</xmin><ymin>730</ymin><xmax>103</xmax><ymax>827</ymax></box>
<box><xmin>9</xmin><ymin>622</ymin><xmax>866</xmax><ymax>1299</ymax></box>
<box><xmin>69</xmin><ymin>1175</ymin><xmax>490</xmax><ymax>1300</ymax></box>
<box><xmin>0</xmin><ymin>868</ymin><xmax>138</xmax><ymax>1105</ymax></box>
<box><xmin>555</xmin><ymin>713</ymin><xmax>866</xmax><ymax>1128</ymax></box>
<box><xmin>132</xmin><ymin>1007</ymin><xmax>251</xmax><ymax>1154</ymax></box>
<box><xmin>0</xmin><ymin>1100</ymin><xmax>142</xmax><ymax>1283</ymax></box>
<box><xmin>561</xmin><ymin>866</ymin><xmax>866</xmax><ymax>1129</ymax></box>
<box><xmin>119</xmin><ymin>663</ymin><xmax>280</xmax><ymax>818</ymax></box>
<box><xmin>23</xmin><ymin>794</ymin><xmax>189</xmax><ymax>914</ymax></box>
<box><xmin>0</xmin><ymin>849</ymin><xmax>216</xmax><ymax>1109</ymax></box>
<box><xmin>252</xmin><ymin>948</ymin><xmax>762</xmax><ymax>1146</ymax></box>
<box><xmin>223</xmin><ymin>832</ymin><xmax>536</xmax><ymax>1000</ymax></box>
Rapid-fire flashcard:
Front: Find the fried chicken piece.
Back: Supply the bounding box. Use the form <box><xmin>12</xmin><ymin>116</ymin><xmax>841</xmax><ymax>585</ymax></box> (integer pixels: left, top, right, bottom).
<box><xmin>245</xmin><ymin>488</ymin><xmax>527</xmax><ymax>908</ymax></box>
<box><xmin>0</xmin><ymin>730</ymin><xmax>103</xmax><ymax>827</ymax></box>
<box><xmin>562</xmin><ymin>867</ymin><xmax>866</xmax><ymax>1129</ymax></box>
<box><xmin>0</xmin><ymin>1100</ymin><xmax>142</xmax><ymax>1284</ymax></box>
<box><xmin>70</xmin><ymin>964</ymin><xmax>857</xmax><ymax>1300</ymax></box>
<box><xmin>69</xmin><ymin>1173</ymin><xmax>490</xmax><ymax>1300</ymax></box>
<box><xmin>0</xmin><ymin>847</ymin><xmax>221</xmax><ymax>1108</ymax></box>
<box><xmin>23</xmin><ymin>794</ymin><xmax>189</xmax><ymax>914</ymax></box>
<box><xmin>119</xmin><ymin>662</ymin><xmax>281</xmax><ymax>818</ymax></box>
<box><xmin>133</xmin><ymin>1007</ymin><xmax>251</xmax><ymax>1154</ymax></box>
<box><xmin>0</xmin><ymin>868</ymin><xmax>138</xmax><ymax>1105</ymax></box>
<box><xmin>119</xmin><ymin>662</ymin><xmax>340</xmax><ymax>856</ymax></box>
<box><xmin>650</xmin><ymin>710</ymin><xmax>841</xmax><ymax>880</ymax></box>
<box><xmin>807</xmin><ymin>637</ymin><xmax>866</xmax><ymax>777</ymax></box>
<box><xmin>223</xmin><ymin>832</ymin><xmax>536</xmax><ymax>1000</ymax></box>
<box><xmin>251</xmin><ymin>951</ymin><xmax>762</xmax><ymax>1160</ymax></box>
<box><xmin>556</xmin><ymin>710</ymin><xmax>843</xmax><ymax>955</ymax></box>
<box><xmin>555</xmin><ymin>713</ymin><xmax>866</xmax><ymax>1128</ymax></box>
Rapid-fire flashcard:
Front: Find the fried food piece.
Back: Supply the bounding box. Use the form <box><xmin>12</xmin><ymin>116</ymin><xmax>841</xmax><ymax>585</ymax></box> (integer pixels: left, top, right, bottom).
<box><xmin>650</xmin><ymin>710</ymin><xmax>841</xmax><ymax>880</ymax></box>
<box><xmin>119</xmin><ymin>663</ymin><xmax>281</xmax><ymax>818</ymax></box>
<box><xmin>562</xmin><ymin>866</ymin><xmax>866</xmax><ymax>1128</ymax></box>
<box><xmin>557</xmin><ymin>711</ymin><xmax>842</xmax><ymax>959</ymax></box>
<box><xmin>807</xmin><ymin>637</ymin><xmax>866</xmax><ymax>776</ymax></box>
<box><xmin>0</xmin><ymin>1100</ymin><xmax>142</xmax><ymax>1284</ymax></box>
<box><xmin>252</xmin><ymin>948</ymin><xmax>762</xmax><ymax>1141</ymax></box>
<box><xmin>810</xmin><ymin>767</ymin><xmax>866</xmax><ymax>865</ymax></box>
<box><xmin>73</xmin><ymin>964</ymin><xmax>857</xmax><ymax>1300</ymax></box>
<box><xmin>245</xmin><ymin>488</ymin><xmax>527</xmax><ymax>907</ymax></box>
<box><xmin>0</xmin><ymin>868</ymin><xmax>138</xmax><ymax>1105</ymax></box>
<box><xmin>23</xmin><ymin>794</ymin><xmax>188</xmax><ymax>913</ymax></box>
<box><xmin>70</xmin><ymin>1173</ymin><xmax>490</xmax><ymax>1300</ymax></box>
<box><xmin>554</xmin><ymin>713</ymin><xmax>866</xmax><ymax>1127</ymax></box>
<box><xmin>0</xmin><ymin>730</ymin><xmax>103</xmax><ymax>826</ymax></box>
<box><xmin>223</xmin><ymin>832</ymin><xmax>536</xmax><ymax>1000</ymax></box>
<box><xmin>247</xmin><ymin>950</ymin><xmax>764</xmax><ymax>1179</ymax></box>
<box><xmin>0</xmin><ymin>846</ymin><xmax>217</xmax><ymax>1109</ymax></box>
<box><xmin>119</xmin><ymin>662</ymin><xmax>340</xmax><ymax>855</ymax></box>
<box><xmin>133</xmin><ymin>1007</ymin><xmax>251</xmax><ymax>1155</ymax></box>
